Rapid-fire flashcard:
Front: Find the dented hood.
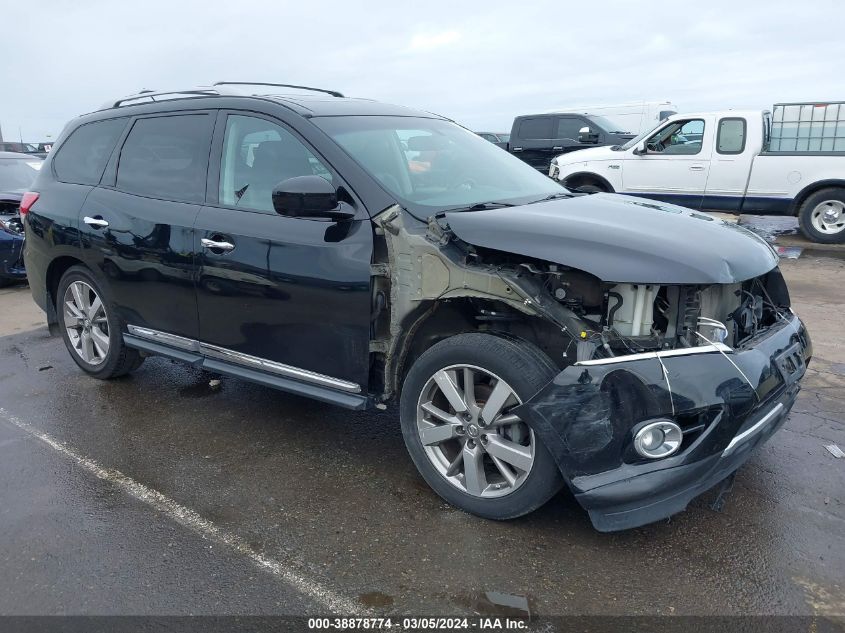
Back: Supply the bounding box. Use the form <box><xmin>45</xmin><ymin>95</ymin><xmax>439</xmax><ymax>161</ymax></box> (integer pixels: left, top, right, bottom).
<box><xmin>445</xmin><ymin>193</ymin><xmax>778</xmax><ymax>284</ymax></box>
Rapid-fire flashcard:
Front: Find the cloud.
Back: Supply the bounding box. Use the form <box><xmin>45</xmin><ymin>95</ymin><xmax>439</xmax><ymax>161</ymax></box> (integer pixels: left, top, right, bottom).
<box><xmin>1</xmin><ymin>0</ymin><xmax>844</xmax><ymax>137</ymax></box>
<box><xmin>407</xmin><ymin>30</ymin><xmax>461</xmax><ymax>51</ymax></box>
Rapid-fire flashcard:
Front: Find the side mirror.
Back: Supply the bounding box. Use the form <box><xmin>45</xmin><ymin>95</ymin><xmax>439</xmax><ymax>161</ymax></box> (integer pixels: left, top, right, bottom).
<box><xmin>578</xmin><ymin>126</ymin><xmax>599</xmax><ymax>144</ymax></box>
<box><xmin>632</xmin><ymin>140</ymin><xmax>648</xmax><ymax>155</ymax></box>
<box><xmin>272</xmin><ymin>176</ymin><xmax>352</xmax><ymax>220</ymax></box>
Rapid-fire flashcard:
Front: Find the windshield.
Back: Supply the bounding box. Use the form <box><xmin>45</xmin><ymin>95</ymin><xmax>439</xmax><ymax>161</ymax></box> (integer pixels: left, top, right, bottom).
<box><xmin>313</xmin><ymin>116</ymin><xmax>564</xmax><ymax>215</ymax></box>
<box><xmin>0</xmin><ymin>158</ymin><xmax>42</xmax><ymax>191</ymax></box>
<box><xmin>586</xmin><ymin>115</ymin><xmax>630</xmax><ymax>134</ymax></box>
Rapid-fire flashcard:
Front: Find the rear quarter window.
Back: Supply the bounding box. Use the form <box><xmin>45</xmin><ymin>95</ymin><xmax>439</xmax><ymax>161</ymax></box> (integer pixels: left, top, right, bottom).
<box><xmin>716</xmin><ymin>117</ymin><xmax>747</xmax><ymax>154</ymax></box>
<box><xmin>53</xmin><ymin>118</ymin><xmax>127</xmax><ymax>185</ymax></box>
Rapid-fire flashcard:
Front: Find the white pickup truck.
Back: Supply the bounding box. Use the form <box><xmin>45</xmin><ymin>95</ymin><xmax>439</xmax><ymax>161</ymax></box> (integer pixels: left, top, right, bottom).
<box><xmin>550</xmin><ymin>102</ymin><xmax>845</xmax><ymax>243</ymax></box>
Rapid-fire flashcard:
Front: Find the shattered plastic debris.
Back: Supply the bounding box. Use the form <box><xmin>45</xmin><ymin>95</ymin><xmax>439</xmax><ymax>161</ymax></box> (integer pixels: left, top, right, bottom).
<box><xmin>824</xmin><ymin>444</ymin><xmax>844</xmax><ymax>459</ymax></box>
<box><xmin>775</xmin><ymin>246</ymin><xmax>802</xmax><ymax>259</ymax></box>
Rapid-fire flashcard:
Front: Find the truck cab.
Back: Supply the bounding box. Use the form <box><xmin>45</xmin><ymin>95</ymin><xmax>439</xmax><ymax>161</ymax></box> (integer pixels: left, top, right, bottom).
<box><xmin>508</xmin><ymin>112</ymin><xmax>634</xmax><ymax>172</ymax></box>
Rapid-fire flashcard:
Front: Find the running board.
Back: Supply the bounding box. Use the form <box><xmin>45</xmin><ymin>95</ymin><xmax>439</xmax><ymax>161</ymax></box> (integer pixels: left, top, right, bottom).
<box><xmin>123</xmin><ymin>334</ymin><xmax>370</xmax><ymax>410</ymax></box>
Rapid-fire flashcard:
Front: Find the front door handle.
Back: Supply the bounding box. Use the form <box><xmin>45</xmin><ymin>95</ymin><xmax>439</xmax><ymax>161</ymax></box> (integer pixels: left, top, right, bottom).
<box><xmin>201</xmin><ymin>237</ymin><xmax>235</xmax><ymax>252</ymax></box>
<box><xmin>552</xmin><ymin>146</ymin><xmax>563</xmax><ymax>151</ymax></box>
<box><xmin>83</xmin><ymin>216</ymin><xmax>109</xmax><ymax>228</ymax></box>
<box><xmin>511</xmin><ymin>147</ymin><xmax>523</xmax><ymax>152</ymax></box>
<box><xmin>689</xmin><ymin>165</ymin><xmax>705</xmax><ymax>171</ymax></box>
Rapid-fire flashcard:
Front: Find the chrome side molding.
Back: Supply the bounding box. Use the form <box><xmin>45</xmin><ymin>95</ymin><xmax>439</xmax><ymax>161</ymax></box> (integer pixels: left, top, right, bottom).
<box><xmin>126</xmin><ymin>325</ymin><xmax>361</xmax><ymax>394</ymax></box>
<box><xmin>127</xmin><ymin>325</ymin><xmax>200</xmax><ymax>352</ymax></box>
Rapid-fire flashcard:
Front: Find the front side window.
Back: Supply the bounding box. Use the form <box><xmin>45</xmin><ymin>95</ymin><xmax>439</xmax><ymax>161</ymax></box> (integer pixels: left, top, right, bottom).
<box><xmin>645</xmin><ymin>119</ymin><xmax>704</xmax><ymax>155</ymax></box>
<box><xmin>116</xmin><ymin>115</ymin><xmax>210</xmax><ymax>203</ymax></box>
<box><xmin>555</xmin><ymin>117</ymin><xmax>583</xmax><ymax>139</ymax></box>
<box><xmin>219</xmin><ymin>115</ymin><xmax>332</xmax><ymax>213</ymax></box>
<box><xmin>54</xmin><ymin>118</ymin><xmax>127</xmax><ymax>185</ymax></box>
<box><xmin>717</xmin><ymin>118</ymin><xmax>747</xmax><ymax>154</ymax></box>
<box><xmin>313</xmin><ymin>115</ymin><xmax>564</xmax><ymax>216</ymax></box>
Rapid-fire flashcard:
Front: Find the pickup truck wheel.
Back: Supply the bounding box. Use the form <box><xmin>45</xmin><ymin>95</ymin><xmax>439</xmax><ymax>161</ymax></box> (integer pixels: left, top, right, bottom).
<box><xmin>57</xmin><ymin>266</ymin><xmax>144</xmax><ymax>379</ymax></box>
<box><xmin>400</xmin><ymin>333</ymin><xmax>563</xmax><ymax>520</ymax></box>
<box><xmin>798</xmin><ymin>189</ymin><xmax>845</xmax><ymax>243</ymax></box>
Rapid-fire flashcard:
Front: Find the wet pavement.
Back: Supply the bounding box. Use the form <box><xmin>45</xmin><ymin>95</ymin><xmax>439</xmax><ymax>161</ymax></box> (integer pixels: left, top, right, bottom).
<box><xmin>0</xmin><ymin>257</ymin><xmax>843</xmax><ymax>618</ymax></box>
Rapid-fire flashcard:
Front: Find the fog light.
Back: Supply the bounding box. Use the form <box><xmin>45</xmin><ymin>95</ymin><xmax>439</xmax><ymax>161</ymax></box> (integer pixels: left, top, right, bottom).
<box><xmin>634</xmin><ymin>420</ymin><xmax>682</xmax><ymax>459</ymax></box>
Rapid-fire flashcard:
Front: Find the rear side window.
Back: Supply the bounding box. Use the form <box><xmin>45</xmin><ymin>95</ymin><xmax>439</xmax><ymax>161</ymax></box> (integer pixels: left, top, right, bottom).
<box><xmin>518</xmin><ymin>117</ymin><xmax>553</xmax><ymax>139</ymax></box>
<box><xmin>53</xmin><ymin>118</ymin><xmax>127</xmax><ymax>185</ymax></box>
<box><xmin>116</xmin><ymin>115</ymin><xmax>210</xmax><ymax>203</ymax></box>
<box><xmin>717</xmin><ymin>118</ymin><xmax>746</xmax><ymax>154</ymax></box>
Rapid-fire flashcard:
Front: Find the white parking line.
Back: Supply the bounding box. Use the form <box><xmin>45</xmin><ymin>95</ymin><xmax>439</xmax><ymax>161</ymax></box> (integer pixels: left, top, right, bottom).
<box><xmin>0</xmin><ymin>407</ymin><xmax>365</xmax><ymax>616</ymax></box>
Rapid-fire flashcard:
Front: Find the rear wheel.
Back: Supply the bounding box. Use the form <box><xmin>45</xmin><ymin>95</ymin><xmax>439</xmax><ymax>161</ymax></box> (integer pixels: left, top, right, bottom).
<box><xmin>57</xmin><ymin>266</ymin><xmax>143</xmax><ymax>379</ymax></box>
<box><xmin>798</xmin><ymin>188</ymin><xmax>845</xmax><ymax>243</ymax></box>
<box><xmin>400</xmin><ymin>333</ymin><xmax>562</xmax><ymax>519</ymax></box>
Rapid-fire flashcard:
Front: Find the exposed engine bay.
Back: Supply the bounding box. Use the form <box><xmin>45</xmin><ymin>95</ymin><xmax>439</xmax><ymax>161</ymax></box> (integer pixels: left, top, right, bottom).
<box><xmin>369</xmin><ymin>206</ymin><xmax>791</xmax><ymax>400</ymax></box>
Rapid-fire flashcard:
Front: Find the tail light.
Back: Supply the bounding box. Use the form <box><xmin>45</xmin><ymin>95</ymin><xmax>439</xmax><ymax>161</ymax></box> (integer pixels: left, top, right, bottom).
<box><xmin>19</xmin><ymin>192</ymin><xmax>39</xmax><ymax>217</ymax></box>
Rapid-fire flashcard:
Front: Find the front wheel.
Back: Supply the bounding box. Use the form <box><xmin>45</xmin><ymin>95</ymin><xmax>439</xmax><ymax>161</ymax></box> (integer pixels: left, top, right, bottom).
<box><xmin>798</xmin><ymin>188</ymin><xmax>845</xmax><ymax>243</ymax></box>
<box><xmin>57</xmin><ymin>266</ymin><xmax>144</xmax><ymax>379</ymax></box>
<box><xmin>400</xmin><ymin>333</ymin><xmax>563</xmax><ymax>520</ymax></box>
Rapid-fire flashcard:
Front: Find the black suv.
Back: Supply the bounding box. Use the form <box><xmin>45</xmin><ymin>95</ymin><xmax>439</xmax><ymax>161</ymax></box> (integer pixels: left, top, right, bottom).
<box><xmin>23</xmin><ymin>83</ymin><xmax>810</xmax><ymax>531</ymax></box>
<box><xmin>508</xmin><ymin>112</ymin><xmax>635</xmax><ymax>172</ymax></box>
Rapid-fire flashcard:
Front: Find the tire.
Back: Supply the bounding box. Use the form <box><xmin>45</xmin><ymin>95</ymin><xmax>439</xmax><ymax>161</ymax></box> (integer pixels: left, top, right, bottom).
<box><xmin>56</xmin><ymin>265</ymin><xmax>144</xmax><ymax>379</ymax></box>
<box><xmin>798</xmin><ymin>188</ymin><xmax>845</xmax><ymax>244</ymax></box>
<box><xmin>400</xmin><ymin>333</ymin><xmax>563</xmax><ymax>520</ymax></box>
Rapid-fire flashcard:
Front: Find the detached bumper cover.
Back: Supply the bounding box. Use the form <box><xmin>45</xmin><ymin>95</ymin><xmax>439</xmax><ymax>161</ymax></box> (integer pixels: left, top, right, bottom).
<box><xmin>515</xmin><ymin>313</ymin><xmax>811</xmax><ymax>531</ymax></box>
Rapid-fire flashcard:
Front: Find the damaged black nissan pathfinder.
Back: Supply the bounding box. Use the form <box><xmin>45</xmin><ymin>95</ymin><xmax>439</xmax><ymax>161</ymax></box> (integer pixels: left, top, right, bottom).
<box><xmin>23</xmin><ymin>83</ymin><xmax>811</xmax><ymax>531</ymax></box>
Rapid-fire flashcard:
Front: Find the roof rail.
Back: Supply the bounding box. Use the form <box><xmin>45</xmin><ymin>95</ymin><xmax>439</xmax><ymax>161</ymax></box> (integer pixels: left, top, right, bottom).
<box><xmin>213</xmin><ymin>81</ymin><xmax>344</xmax><ymax>98</ymax></box>
<box><xmin>103</xmin><ymin>88</ymin><xmax>223</xmax><ymax>109</ymax></box>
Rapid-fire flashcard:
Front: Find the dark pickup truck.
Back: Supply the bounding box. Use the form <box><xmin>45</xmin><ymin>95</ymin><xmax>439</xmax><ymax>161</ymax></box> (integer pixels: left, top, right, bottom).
<box><xmin>507</xmin><ymin>112</ymin><xmax>635</xmax><ymax>172</ymax></box>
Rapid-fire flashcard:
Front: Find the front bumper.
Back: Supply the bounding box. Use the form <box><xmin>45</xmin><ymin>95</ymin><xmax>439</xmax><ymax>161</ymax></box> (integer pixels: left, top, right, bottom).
<box><xmin>0</xmin><ymin>232</ymin><xmax>26</xmax><ymax>280</ymax></box>
<box><xmin>515</xmin><ymin>313</ymin><xmax>811</xmax><ymax>532</ymax></box>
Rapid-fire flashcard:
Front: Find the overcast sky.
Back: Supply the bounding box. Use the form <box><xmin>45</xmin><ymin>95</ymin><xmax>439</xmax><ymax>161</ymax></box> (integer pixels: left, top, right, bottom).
<box><xmin>2</xmin><ymin>0</ymin><xmax>844</xmax><ymax>140</ymax></box>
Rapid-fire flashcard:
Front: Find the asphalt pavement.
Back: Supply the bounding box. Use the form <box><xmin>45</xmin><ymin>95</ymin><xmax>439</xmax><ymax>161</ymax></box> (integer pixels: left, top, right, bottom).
<box><xmin>0</xmin><ymin>256</ymin><xmax>842</xmax><ymax>621</ymax></box>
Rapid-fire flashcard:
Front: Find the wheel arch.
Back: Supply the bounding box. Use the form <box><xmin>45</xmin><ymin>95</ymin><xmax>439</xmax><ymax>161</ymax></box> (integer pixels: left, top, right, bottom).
<box><xmin>790</xmin><ymin>179</ymin><xmax>845</xmax><ymax>215</ymax></box>
<box><xmin>389</xmin><ymin>298</ymin><xmax>562</xmax><ymax>402</ymax></box>
<box><xmin>44</xmin><ymin>255</ymin><xmax>87</xmax><ymax>334</ymax></box>
<box><xmin>562</xmin><ymin>171</ymin><xmax>615</xmax><ymax>193</ymax></box>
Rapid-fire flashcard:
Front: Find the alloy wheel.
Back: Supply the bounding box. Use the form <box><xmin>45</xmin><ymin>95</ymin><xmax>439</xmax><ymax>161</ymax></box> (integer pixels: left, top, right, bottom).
<box><xmin>63</xmin><ymin>281</ymin><xmax>110</xmax><ymax>365</ymax></box>
<box><xmin>811</xmin><ymin>200</ymin><xmax>845</xmax><ymax>235</ymax></box>
<box><xmin>416</xmin><ymin>364</ymin><xmax>535</xmax><ymax>498</ymax></box>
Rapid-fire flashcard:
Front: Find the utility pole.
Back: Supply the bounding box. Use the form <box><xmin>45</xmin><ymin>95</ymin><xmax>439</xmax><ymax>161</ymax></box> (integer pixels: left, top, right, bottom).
<box><xmin>0</xmin><ymin>121</ymin><xmax>4</xmax><ymax>142</ymax></box>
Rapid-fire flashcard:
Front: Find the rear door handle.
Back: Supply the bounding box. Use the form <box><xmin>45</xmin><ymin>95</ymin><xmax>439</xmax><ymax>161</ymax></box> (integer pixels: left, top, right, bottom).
<box><xmin>511</xmin><ymin>147</ymin><xmax>523</xmax><ymax>152</ymax></box>
<box><xmin>201</xmin><ymin>238</ymin><xmax>235</xmax><ymax>252</ymax></box>
<box><xmin>689</xmin><ymin>165</ymin><xmax>705</xmax><ymax>171</ymax></box>
<box><xmin>552</xmin><ymin>146</ymin><xmax>563</xmax><ymax>151</ymax></box>
<box><xmin>83</xmin><ymin>216</ymin><xmax>109</xmax><ymax>228</ymax></box>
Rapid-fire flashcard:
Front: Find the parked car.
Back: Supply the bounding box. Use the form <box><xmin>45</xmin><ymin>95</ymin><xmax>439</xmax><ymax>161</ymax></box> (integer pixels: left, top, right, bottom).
<box><xmin>475</xmin><ymin>132</ymin><xmax>509</xmax><ymax>149</ymax></box>
<box><xmin>0</xmin><ymin>142</ymin><xmax>52</xmax><ymax>159</ymax></box>
<box><xmin>552</xmin><ymin>101</ymin><xmax>678</xmax><ymax>135</ymax></box>
<box><xmin>550</xmin><ymin>103</ymin><xmax>845</xmax><ymax>243</ymax></box>
<box><xmin>0</xmin><ymin>152</ymin><xmax>41</xmax><ymax>285</ymax></box>
<box><xmin>508</xmin><ymin>112</ymin><xmax>635</xmax><ymax>172</ymax></box>
<box><xmin>22</xmin><ymin>83</ymin><xmax>810</xmax><ymax>531</ymax></box>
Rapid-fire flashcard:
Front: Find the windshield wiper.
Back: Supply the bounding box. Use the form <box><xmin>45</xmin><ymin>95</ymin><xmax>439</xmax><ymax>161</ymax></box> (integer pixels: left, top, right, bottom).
<box><xmin>527</xmin><ymin>192</ymin><xmax>574</xmax><ymax>204</ymax></box>
<box><xmin>440</xmin><ymin>201</ymin><xmax>517</xmax><ymax>213</ymax></box>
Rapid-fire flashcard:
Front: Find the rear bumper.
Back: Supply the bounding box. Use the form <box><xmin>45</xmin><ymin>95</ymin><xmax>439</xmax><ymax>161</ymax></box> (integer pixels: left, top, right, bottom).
<box><xmin>515</xmin><ymin>313</ymin><xmax>811</xmax><ymax>532</ymax></box>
